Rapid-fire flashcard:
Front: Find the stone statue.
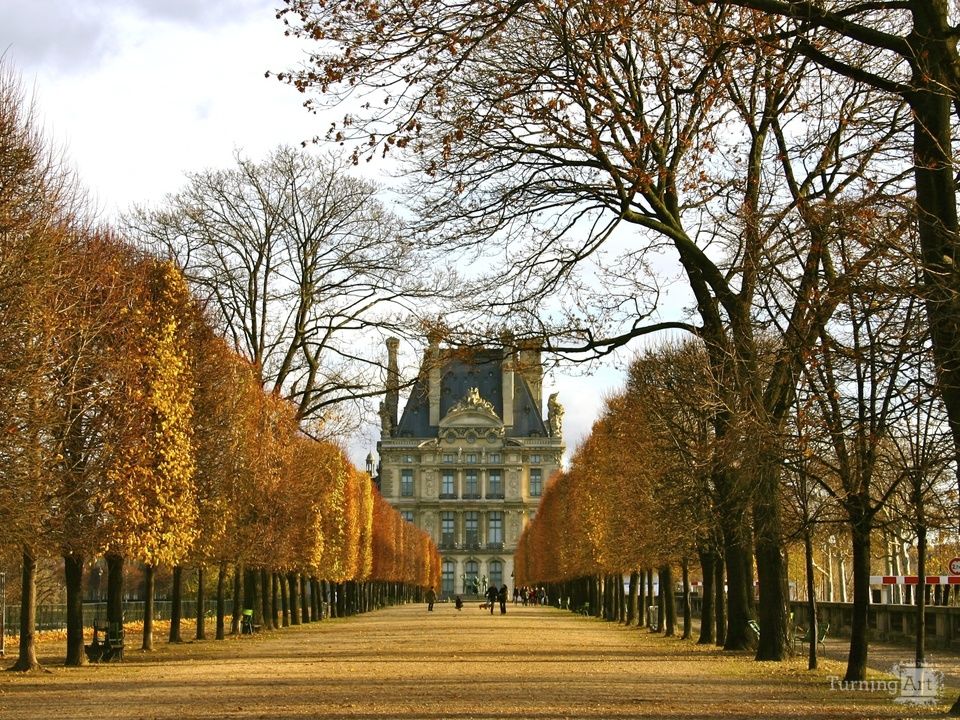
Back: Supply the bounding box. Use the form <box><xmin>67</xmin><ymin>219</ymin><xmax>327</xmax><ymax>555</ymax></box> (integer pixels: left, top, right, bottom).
<box><xmin>548</xmin><ymin>392</ymin><xmax>564</xmax><ymax>437</ymax></box>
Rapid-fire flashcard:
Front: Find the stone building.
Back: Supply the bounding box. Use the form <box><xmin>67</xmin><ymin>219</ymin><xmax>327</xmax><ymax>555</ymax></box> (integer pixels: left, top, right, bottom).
<box><xmin>376</xmin><ymin>336</ymin><xmax>564</xmax><ymax>597</ymax></box>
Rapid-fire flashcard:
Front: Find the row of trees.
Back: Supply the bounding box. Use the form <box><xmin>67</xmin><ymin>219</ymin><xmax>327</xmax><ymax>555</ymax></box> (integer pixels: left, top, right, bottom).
<box><xmin>0</xmin><ymin>59</ymin><xmax>439</xmax><ymax>671</ymax></box>
<box><xmin>274</xmin><ymin>0</ymin><xmax>960</xmax><ymax>701</ymax></box>
<box><xmin>516</xmin><ymin>331</ymin><xmax>955</xmax><ymax>674</ymax></box>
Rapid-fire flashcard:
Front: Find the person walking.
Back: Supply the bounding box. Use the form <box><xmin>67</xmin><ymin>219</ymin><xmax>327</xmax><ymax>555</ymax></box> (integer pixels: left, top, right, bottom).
<box><xmin>426</xmin><ymin>587</ymin><xmax>437</xmax><ymax>612</ymax></box>
<box><xmin>485</xmin><ymin>583</ymin><xmax>498</xmax><ymax>615</ymax></box>
<box><xmin>454</xmin><ymin>595</ymin><xmax>463</xmax><ymax>611</ymax></box>
<box><xmin>499</xmin><ymin>584</ymin><xmax>508</xmax><ymax>614</ymax></box>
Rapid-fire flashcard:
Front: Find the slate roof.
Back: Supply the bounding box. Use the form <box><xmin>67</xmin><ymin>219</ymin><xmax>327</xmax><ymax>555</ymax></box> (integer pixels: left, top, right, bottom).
<box><xmin>394</xmin><ymin>348</ymin><xmax>547</xmax><ymax>438</ymax></box>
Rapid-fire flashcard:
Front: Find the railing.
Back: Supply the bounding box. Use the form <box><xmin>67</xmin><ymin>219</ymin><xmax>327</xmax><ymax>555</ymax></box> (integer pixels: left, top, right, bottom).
<box><xmin>486</xmin><ymin>542</ymin><xmax>504</xmax><ymax>551</ymax></box>
<box><xmin>461</xmin><ymin>493</ymin><xmax>481</xmax><ymax>500</ymax></box>
<box><xmin>2</xmin><ymin>599</ymin><xmax>237</xmax><ymax>636</ymax></box>
<box><xmin>486</xmin><ymin>493</ymin><xmax>505</xmax><ymax>500</ymax></box>
<box><xmin>439</xmin><ymin>493</ymin><xmax>457</xmax><ymax>500</ymax></box>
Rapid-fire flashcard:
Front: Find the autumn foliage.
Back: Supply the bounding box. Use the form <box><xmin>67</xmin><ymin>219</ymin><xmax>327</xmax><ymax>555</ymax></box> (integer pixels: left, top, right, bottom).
<box><xmin>0</xmin><ymin>57</ymin><xmax>437</xmax><ymax>670</ymax></box>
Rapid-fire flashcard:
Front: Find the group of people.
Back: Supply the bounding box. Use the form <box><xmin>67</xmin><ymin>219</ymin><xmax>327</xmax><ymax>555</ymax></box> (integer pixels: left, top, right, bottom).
<box><xmin>514</xmin><ymin>585</ymin><xmax>548</xmax><ymax>606</ymax></box>
<box><xmin>425</xmin><ymin>583</ymin><xmax>548</xmax><ymax>613</ymax></box>
<box><xmin>485</xmin><ymin>583</ymin><xmax>509</xmax><ymax>614</ymax></box>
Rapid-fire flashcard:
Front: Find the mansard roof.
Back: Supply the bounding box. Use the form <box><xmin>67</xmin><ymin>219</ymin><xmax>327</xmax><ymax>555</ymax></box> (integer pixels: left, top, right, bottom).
<box><xmin>394</xmin><ymin>348</ymin><xmax>548</xmax><ymax>439</ymax></box>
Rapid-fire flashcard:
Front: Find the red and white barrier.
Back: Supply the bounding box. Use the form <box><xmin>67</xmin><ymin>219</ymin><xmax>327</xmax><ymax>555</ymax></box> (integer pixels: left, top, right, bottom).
<box><xmin>869</xmin><ymin>575</ymin><xmax>960</xmax><ymax>585</ymax></box>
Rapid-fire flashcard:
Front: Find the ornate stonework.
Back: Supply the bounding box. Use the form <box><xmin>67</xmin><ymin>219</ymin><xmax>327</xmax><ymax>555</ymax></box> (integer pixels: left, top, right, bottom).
<box><xmin>447</xmin><ymin>387</ymin><xmax>497</xmax><ymax>416</ymax></box>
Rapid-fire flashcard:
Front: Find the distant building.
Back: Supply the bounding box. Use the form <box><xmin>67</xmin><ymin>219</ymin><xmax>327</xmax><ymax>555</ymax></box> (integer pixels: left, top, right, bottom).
<box><xmin>377</xmin><ymin>336</ymin><xmax>564</xmax><ymax>596</ymax></box>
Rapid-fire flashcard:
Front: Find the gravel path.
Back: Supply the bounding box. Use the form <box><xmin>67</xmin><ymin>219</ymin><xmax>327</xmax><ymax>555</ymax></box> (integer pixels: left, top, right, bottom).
<box><xmin>0</xmin><ymin>604</ymin><xmax>949</xmax><ymax>719</ymax></box>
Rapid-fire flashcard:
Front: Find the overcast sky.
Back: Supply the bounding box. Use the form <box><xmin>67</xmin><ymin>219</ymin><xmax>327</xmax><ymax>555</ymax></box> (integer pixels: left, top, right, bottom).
<box><xmin>3</xmin><ymin>0</ymin><xmax>625</xmax><ymax>466</ymax></box>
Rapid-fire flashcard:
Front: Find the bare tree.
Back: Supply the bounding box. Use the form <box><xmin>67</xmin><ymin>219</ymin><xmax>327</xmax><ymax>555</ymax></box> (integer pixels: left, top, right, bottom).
<box><xmin>125</xmin><ymin>146</ymin><xmax>444</xmax><ymax>436</ymax></box>
<box><xmin>798</xmin><ymin>217</ymin><xmax>925</xmax><ymax>681</ymax></box>
<box><xmin>278</xmin><ymin>0</ymin><xmax>908</xmax><ymax>660</ymax></box>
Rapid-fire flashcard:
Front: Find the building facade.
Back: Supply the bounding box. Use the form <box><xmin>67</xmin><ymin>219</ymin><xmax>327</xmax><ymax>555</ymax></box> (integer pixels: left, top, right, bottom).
<box><xmin>377</xmin><ymin>336</ymin><xmax>564</xmax><ymax>597</ymax></box>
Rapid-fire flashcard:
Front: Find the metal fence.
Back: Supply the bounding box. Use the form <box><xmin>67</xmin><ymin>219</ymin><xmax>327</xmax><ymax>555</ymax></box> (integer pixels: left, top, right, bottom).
<box><xmin>2</xmin><ymin>599</ymin><xmax>236</xmax><ymax>637</ymax></box>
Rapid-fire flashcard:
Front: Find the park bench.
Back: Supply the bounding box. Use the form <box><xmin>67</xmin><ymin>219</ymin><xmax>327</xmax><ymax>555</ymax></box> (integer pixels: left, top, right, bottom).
<box><xmin>85</xmin><ymin>618</ymin><xmax>124</xmax><ymax>662</ymax></box>
<box><xmin>794</xmin><ymin>621</ymin><xmax>829</xmax><ymax>653</ymax></box>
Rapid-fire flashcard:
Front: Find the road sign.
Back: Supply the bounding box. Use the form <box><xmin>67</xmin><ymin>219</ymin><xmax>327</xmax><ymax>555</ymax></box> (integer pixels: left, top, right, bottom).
<box><xmin>949</xmin><ymin>557</ymin><xmax>960</xmax><ymax>575</ymax></box>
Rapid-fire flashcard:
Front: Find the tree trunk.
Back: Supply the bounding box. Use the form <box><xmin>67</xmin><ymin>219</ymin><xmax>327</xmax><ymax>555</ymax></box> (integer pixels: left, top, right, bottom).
<box><xmin>142</xmin><ymin>564</ymin><xmax>155</xmax><ymax>651</ymax></box>
<box><xmin>723</xmin><ymin>534</ymin><xmax>751</xmax><ymax>649</ymax></box>
<box><xmin>63</xmin><ymin>553</ymin><xmax>86</xmax><ymax>666</ymax></box>
<box><xmin>196</xmin><ymin>565</ymin><xmax>206</xmax><ymax>640</ymax></box>
<box><xmin>272</xmin><ymin>573</ymin><xmax>280</xmax><ymax>628</ymax></box>
<box><xmin>844</xmin><ymin>511</ymin><xmax>871</xmax><ymax>682</ymax></box>
<box><xmin>662</xmin><ymin>565</ymin><xmax>676</xmax><ymax>636</ymax></box>
<box><xmin>216</xmin><ymin>562</ymin><xmax>226</xmax><ymax>640</ymax></box>
<box><xmin>803</xmin><ymin>528</ymin><xmax>818</xmax><ymax>670</ymax></box>
<box><xmin>681</xmin><ymin>558</ymin><xmax>692</xmax><ymax>640</ymax></box>
<box><xmin>714</xmin><ymin>555</ymin><xmax>727</xmax><ymax>647</ymax></box>
<box><xmin>106</xmin><ymin>553</ymin><xmax>124</xmax><ymax>629</ymax></box>
<box><xmin>697</xmin><ymin>549</ymin><xmax>715</xmax><ymax>644</ymax></box>
<box><xmin>169</xmin><ymin>565</ymin><xmax>183</xmax><ymax>643</ymax></box>
<box><xmin>916</xmin><ymin>522</ymin><xmax>927</xmax><ymax>667</ymax></box>
<box><xmin>337</xmin><ymin>582</ymin><xmax>346</xmax><ymax>618</ymax></box>
<box><xmin>626</xmin><ymin>571</ymin><xmax>639</xmax><ymax>626</ymax></box>
<box><xmin>288</xmin><ymin>573</ymin><xmax>301</xmax><ymax>625</ymax></box>
<box><xmin>754</xmin><ymin>467</ymin><xmax>789</xmax><ymax>660</ymax></box>
<box><xmin>231</xmin><ymin>565</ymin><xmax>242</xmax><ymax>635</ymax></box>
<box><xmin>11</xmin><ymin>545</ymin><xmax>40</xmax><ymax>671</ymax></box>
<box><xmin>280</xmin><ymin>572</ymin><xmax>290</xmax><ymax>627</ymax></box>
<box><xmin>301</xmin><ymin>574</ymin><xmax>310</xmax><ymax>623</ymax></box>
<box><xmin>260</xmin><ymin>568</ymin><xmax>272</xmax><ymax>630</ymax></box>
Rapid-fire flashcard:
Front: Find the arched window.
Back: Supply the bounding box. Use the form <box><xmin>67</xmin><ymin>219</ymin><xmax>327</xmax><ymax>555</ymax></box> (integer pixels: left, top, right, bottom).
<box><xmin>489</xmin><ymin>559</ymin><xmax>503</xmax><ymax>588</ymax></box>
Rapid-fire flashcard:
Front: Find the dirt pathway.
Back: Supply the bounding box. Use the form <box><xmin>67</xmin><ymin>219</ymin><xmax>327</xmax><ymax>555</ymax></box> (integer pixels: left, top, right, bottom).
<box><xmin>0</xmin><ymin>604</ymin><xmax>948</xmax><ymax>719</ymax></box>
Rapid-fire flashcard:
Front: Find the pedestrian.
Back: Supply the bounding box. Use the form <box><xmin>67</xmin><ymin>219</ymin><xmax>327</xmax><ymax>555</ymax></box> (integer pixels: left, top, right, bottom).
<box><xmin>499</xmin><ymin>584</ymin><xmax>508</xmax><ymax>614</ymax></box>
<box><xmin>485</xmin><ymin>583</ymin><xmax>499</xmax><ymax>615</ymax></box>
<box><xmin>426</xmin><ymin>586</ymin><xmax>437</xmax><ymax>612</ymax></box>
<box><xmin>513</xmin><ymin>586</ymin><xmax>519</xmax><ymax>604</ymax></box>
<box><xmin>455</xmin><ymin>595</ymin><xmax>463</xmax><ymax>611</ymax></box>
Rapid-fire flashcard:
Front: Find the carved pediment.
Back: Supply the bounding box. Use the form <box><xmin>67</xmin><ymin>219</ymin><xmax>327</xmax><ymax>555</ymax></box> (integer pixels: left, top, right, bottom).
<box><xmin>440</xmin><ymin>387</ymin><xmax>502</xmax><ymax>429</ymax></box>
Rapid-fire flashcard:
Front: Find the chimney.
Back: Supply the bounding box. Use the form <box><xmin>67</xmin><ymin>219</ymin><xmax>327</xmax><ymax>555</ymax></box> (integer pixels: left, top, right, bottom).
<box><xmin>501</xmin><ymin>340</ymin><xmax>515</xmax><ymax>429</ymax></box>
<box><xmin>428</xmin><ymin>334</ymin><xmax>442</xmax><ymax>425</ymax></box>
<box><xmin>385</xmin><ymin>337</ymin><xmax>400</xmax><ymax>432</ymax></box>
<box><xmin>517</xmin><ymin>339</ymin><xmax>543</xmax><ymax>411</ymax></box>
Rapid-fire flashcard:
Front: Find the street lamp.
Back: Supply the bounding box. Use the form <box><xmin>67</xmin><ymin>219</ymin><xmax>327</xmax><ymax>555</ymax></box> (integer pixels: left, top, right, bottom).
<box><xmin>365</xmin><ymin>452</ymin><xmax>374</xmax><ymax>477</ymax></box>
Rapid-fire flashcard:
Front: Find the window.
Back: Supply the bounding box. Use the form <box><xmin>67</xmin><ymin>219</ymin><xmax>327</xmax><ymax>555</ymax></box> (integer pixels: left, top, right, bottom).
<box><xmin>466</xmin><ymin>453</ymin><xmax>478</xmax><ymax>464</ymax></box>
<box><xmin>465</xmin><ymin>560</ymin><xmax>480</xmax><ymax>593</ymax></box>
<box><xmin>441</xmin><ymin>470</ymin><xmax>455</xmax><ymax>498</ymax></box>
<box><xmin>442</xmin><ymin>453</ymin><xmax>455</xmax><ymax>464</ymax></box>
<box><xmin>488</xmin><ymin>512</ymin><xmax>503</xmax><ymax>545</ymax></box>
<box><xmin>529</xmin><ymin>468</ymin><xmax>542</xmax><ymax>497</ymax></box>
<box><xmin>488</xmin><ymin>470</ymin><xmax>503</xmax><ymax>498</ymax></box>
<box><xmin>488</xmin><ymin>452</ymin><xmax>501</xmax><ymax>464</ymax></box>
<box><xmin>400</xmin><ymin>469</ymin><xmax>414</xmax><ymax>497</ymax></box>
<box><xmin>441</xmin><ymin>512</ymin><xmax>455</xmax><ymax>546</ymax></box>
<box><xmin>530</xmin><ymin>453</ymin><xmax>541</xmax><ymax>463</ymax></box>
<box><xmin>402</xmin><ymin>454</ymin><xmax>415</xmax><ymax>463</ymax></box>
<box><xmin>489</xmin><ymin>559</ymin><xmax>503</xmax><ymax>587</ymax></box>
<box><xmin>465</xmin><ymin>511</ymin><xmax>479</xmax><ymax>546</ymax></box>
<box><xmin>464</xmin><ymin>470</ymin><xmax>479</xmax><ymax>497</ymax></box>
<box><xmin>400</xmin><ymin>510</ymin><xmax>414</xmax><ymax>523</ymax></box>
<box><xmin>442</xmin><ymin>560</ymin><xmax>456</xmax><ymax>595</ymax></box>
